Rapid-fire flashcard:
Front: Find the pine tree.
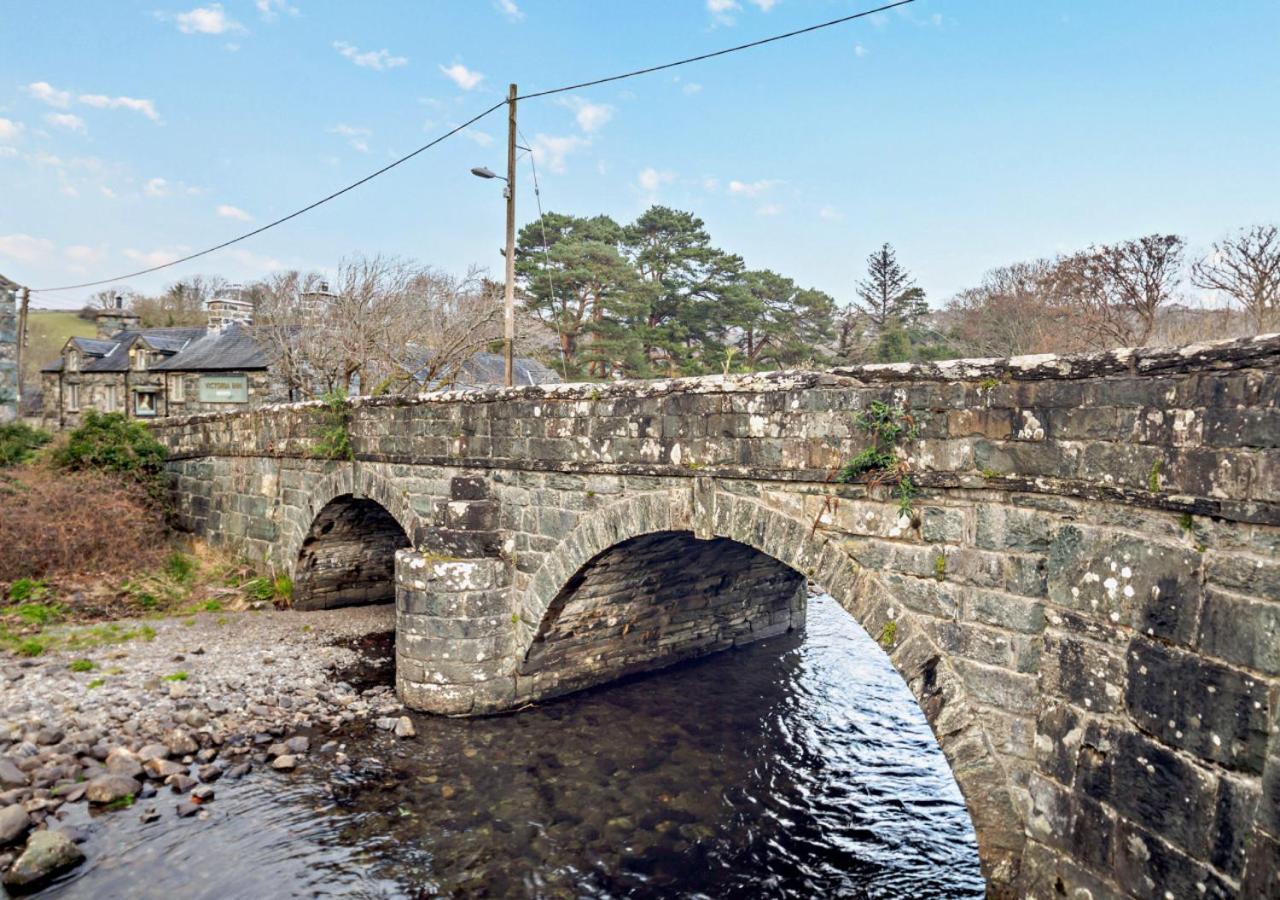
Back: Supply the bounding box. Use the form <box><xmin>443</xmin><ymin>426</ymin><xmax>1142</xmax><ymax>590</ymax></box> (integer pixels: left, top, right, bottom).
<box><xmin>852</xmin><ymin>243</ymin><xmax>921</xmax><ymax>334</ymax></box>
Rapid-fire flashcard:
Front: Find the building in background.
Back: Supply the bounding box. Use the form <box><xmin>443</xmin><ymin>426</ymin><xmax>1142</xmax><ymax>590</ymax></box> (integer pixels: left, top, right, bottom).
<box><xmin>40</xmin><ymin>286</ymin><xmax>273</xmax><ymax>429</ymax></box>
<box><xmin>0</xmin><ymin>275</ymin><xmax>17</xmax><ymax>425</ymax></box>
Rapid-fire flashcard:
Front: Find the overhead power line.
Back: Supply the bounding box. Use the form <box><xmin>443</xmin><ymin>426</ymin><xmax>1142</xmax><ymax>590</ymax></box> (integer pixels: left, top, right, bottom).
<box><xmin>31</xmin><ymin>0</ymin><xmax>914</xmax><ymax>293</ymax></box>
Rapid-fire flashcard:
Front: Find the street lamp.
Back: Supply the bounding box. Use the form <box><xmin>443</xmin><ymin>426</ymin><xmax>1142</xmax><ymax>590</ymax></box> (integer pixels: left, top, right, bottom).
<box><xmin>470</xmin><ymin>83</ymin><xmax>519</xmax><ymax>387</ymax></box>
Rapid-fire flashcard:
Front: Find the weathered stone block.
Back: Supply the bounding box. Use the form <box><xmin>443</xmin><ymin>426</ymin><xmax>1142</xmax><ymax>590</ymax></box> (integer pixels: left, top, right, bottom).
<box><xmin>1126</xmin><ymin>637</ymin><xmax>1271</xmax><ymax>774</ymax></box>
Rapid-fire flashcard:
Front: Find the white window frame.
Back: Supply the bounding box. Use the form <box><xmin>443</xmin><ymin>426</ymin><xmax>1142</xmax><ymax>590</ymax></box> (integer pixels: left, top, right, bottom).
<box><xmin>170</xmin><ymin>374</ymin><xmax>185</xmax><ymax>403</ymax></box>
<box><xmin>66</xmin><ymin>382</ymin><xmax>80</xmax><ymax>411</ymax></box>
<box><xmin>66</xmin><ymin>350</ymin><xmax>79</xmax><ymax>373</ymax></box>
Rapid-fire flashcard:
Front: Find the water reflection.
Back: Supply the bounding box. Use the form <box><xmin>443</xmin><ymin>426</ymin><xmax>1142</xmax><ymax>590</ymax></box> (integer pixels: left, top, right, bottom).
<box><xmin>47</xmin><ymin>594</ymin><xmax>983</xmax><ymax>898</ymax></box>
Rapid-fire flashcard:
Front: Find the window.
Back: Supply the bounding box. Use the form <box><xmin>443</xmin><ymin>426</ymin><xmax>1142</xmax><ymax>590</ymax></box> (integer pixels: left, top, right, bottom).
<box><xmin>66</xmin><ymin>382</ymin><xmax>79</xmax><ymax>411</ymax></box>
<box><xmin>135</xmin><ymin>391</ymin><xmax>157</xmax><ymax>417</ymax></box>
<box><xmin>66</xmin><ymin>350</ymin><xmax>79</xmax><ymax>372</ymax></box>
<box><xmin>102</xmin><ymin>384</ymin><xmax>116</xmax><ymax>413</ymax></box>
<box><xmin>134</xmin><ymin>349</ymin><xmax>148</xmax><ymax>371</ymax></box>
<box><xmin>170</xmin><ymin>374</ymin><xmax>185</xmax><ymax>403</ymax></box>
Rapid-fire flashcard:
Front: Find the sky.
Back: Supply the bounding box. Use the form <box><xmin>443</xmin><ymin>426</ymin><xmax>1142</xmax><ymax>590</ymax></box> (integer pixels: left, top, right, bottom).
<box><xmin>1</xmin><ymin>0</ymin><xmax>1278</xmax><ymax>310</ymax></box>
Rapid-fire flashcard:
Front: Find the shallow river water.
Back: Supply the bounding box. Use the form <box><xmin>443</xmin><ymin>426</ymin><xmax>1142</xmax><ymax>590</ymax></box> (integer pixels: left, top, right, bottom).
<box><xmin>44</xmin><ymin>594</ymin><xmax>983</xmax><ymax>898</ymax></box>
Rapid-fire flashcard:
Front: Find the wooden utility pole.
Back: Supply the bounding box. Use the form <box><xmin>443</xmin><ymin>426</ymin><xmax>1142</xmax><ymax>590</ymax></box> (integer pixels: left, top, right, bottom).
<box><xmin>503</xmin><ymin>83</ymin><xmax>517</xmax><ymax>388</ymax></box>
<box><xmin>15</xmin><ymin>286</ymin><xmax>30</xmax><ymax>406</ymax></box>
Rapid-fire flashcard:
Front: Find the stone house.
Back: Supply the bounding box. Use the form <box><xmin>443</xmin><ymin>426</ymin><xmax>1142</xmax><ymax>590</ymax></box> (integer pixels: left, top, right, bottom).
<box><xmin>40</xmin><ymin>289</ymin><xmax>274</xmax><ymax>429</ymax></box>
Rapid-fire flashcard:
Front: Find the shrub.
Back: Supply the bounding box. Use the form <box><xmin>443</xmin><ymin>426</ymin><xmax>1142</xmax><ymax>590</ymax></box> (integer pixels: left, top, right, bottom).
<box><xmin>7</xmin><ymin>578</ymin><xmax>49</xmax><ymax>603</ymax></box>
<box><xmin>0</xmin><ymin>466</ymin><xmax>169</xmax><ymax>583</ymax></box>
<box><xmin>0</xmin><ymin>423</ymin><xmax>52</xmax><ymax>467</ymax></box>
<box><xmin>69</xmin><ymin>658</ymin><xmax>95</xmax><ymax>672</ymax></box>
<box><xmin>310</xmin><ymin>390</ymin><xmax>354</xmax><ymax>461</ymax></box>
<box><xmin>54</xmin><ymin>411</ymin><xmax>166</xmax><ymax>481</ymax></box>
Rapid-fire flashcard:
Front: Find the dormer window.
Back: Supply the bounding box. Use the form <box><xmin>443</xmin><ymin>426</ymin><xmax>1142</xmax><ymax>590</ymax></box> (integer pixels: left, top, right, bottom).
<box><xmin>135</xmin><ymin>348</ymin><xmax>148</xmax><ymax>371</ymax></box>
<box><xmin>66</xmin><ymin>350</ymin><xmax>79</xmax><ymax>372</ymax></box>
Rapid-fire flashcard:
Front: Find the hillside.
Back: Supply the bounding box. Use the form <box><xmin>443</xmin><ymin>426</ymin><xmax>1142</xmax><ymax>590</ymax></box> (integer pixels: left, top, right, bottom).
<box><xmin>21</xmin><ymin>309</ymin><xmax>96</xmax><ymax>384</ymax></box>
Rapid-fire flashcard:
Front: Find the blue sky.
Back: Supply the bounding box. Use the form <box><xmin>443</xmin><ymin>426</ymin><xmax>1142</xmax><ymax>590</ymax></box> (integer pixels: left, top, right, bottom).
<box><xmin>2</xmin><ymin>1</ymin><xmax>1278</xmax><ymax>309</ymax></box>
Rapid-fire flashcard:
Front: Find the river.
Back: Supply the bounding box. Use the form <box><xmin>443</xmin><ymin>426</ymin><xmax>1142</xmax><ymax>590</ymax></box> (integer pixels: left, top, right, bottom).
<box><xmin>43</xmin><ymin>594</ymin><xmax>984</xmax><ymax>898</ymax></box>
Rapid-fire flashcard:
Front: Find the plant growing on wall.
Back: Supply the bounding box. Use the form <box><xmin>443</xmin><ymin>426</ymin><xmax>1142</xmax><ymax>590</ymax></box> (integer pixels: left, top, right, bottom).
<box><xmin>310</xmin><ymin>389</ymin><xmax>354</xmax><ymax>461</ymax></box>
<box><xmin>837</xmin><ymin>399</ymin><xmax>921</xmax><ymax>516</ymax></box>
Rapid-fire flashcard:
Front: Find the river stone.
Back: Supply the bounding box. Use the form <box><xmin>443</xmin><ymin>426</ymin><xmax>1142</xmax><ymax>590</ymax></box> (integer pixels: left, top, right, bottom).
<box><xmin>3</xmin><ymin>829</ymin><xmax>85</xmax><ymax>889</ymax></box>
<box><xmin>197</xmin><ymin>764</ymin><xmax>221</xmax><ymax>783</ymax></box>
<box><xmin>168</xmin><ymin>775</ymin><xmax>196</xmax><ymax>793</ymax></box>
<box><xmin>224</xmin><ymin>763</ymin><xmax>251</xmax><ymax>780</ymax></box>
<box><xmin>175</xmin><ymin>801</ymin><xmax>199</xmax><ymax>818</ymax></box>
<box><xmin>0</xmin><ymin>759</ymin><xmax>28</xmax><ymax>787</ymax></box>
<box><xmin>34</xmin><ymin>728</ymin><xmax>63</xmax><ymax>747</ymax></box>
<box><xmin>394</xmin><ymin>717</ymin><xmax>416</xmax><ymax>739</ymax></box>
<box><xmin>192</xmin><ymin>785</ymin><xmax>214</xmax><ymax>802</ymax></box>
<box><xmin>143</xmin><ymin>758</ymin><xmax>184</xmax><ymax>780</ymax></box>
<box><xmin>265</xmin><ymin>742</ymin><xmax>288</xmax><ymax>759</ymax></box>
<box><xmin>284</xmin><ymin>736</ymin><xmax>310</xmax><ymax>754</ymax></box>
<box><xmin>137</xmin><ymin>744</ymin><xmax>169</xmax><ymax>763</ymax></box>
<box><xmin>271</xmin><ymin>755</ymin><xmax>297</xmax><ymax>771</ymax></box>
<box><xmin>105</xmin><ymin>748</ymin><xmax>144</xmax><ymax>778</ymax></box>
<box><xmin>0</xmin><ymin>804</ymin><xmax>30</xmax><ymax>846</ymax></box>
<box><xmin>165</xmin><ymin>730</ymin><xmax>199</xmax><ymax>756</ymax></box>
<box><xmin>85</xmin><ymin>774</ymin><xmax>140</xmax><ymax>805</ymax></box>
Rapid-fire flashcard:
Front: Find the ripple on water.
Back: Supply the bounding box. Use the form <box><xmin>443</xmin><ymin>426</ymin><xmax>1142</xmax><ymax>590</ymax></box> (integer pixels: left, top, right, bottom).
<box><xmin>43</xmin><ymin>594</ymin><xmax>984</xmax><ymax>899</ymax></box>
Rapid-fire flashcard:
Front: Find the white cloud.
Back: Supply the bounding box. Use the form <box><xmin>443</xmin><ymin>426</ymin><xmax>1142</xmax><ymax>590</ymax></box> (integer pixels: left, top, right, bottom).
<box><xmin>750</xmin><ymin>0</ymin><xmax>778</xmax><ymax>10</ymax></box>
<box><xmin>702</xmin><ymin>177</ymin><xmax>720</xmax><ymax>191</ymax></box>
<box><xmin>144</xmin><ymin>177</ymin><xmax>169</xmax><ymax>197</ymax></box>
<box><xmin>79</xmin><ymin>94</ymin><xmax>161</xmax><ymax>122</ymax></box>
<box><xmin>26</xmin><ymin>81</ymin><xmax>72</xmax><ymax>107</ymax></box>
<box><xmin>461</xmin><ymin>128</ymin><xmax>493</xmax><ymax>146</ymax></box>
<box><xmin>931</xmin><ymin>13</ymin><xmax>943</xmax><ymax>26</ymax></box>
<box><xmin>100</xmin><ymin>186</ymin><xmax>117</xmax><ymax>199</ymax></box>
<box><xmin>819</xmin><ymin>205</ymin><xmax>843</xmax><ymax>221</ymax></box>
<box><xmin>217</xmin><ymin>204</ymin><xmax>253</xmax><ymax>221</ymax></box>
<box><xmin>329</xmin><ymin>123</ymin><xmax>371</xmax><ymax>151</ymax></box>
<box><xmin>530</xmin><ymin>133</ymin><xmax>586</xmax><ymax>173</ymax></box>
<box><xmin>335</xmin><ymin>41</ymin><xmax>408</xmax><ymax>70</ymax></box>
<box><xmin>124</xmin><ymin>247</ymin><xmax>182</xmax><ymax>267</ymax></box>
<box><xmin>558</xmin><ymin>97</ymin><xmax>613</xmax><ymax>133</ymax></box>
<box><xmin>494</xmin><ymin>0</ymin><xmax>523</xmax><ymax>22</ymax></box>
<box><xmin>60</xmin><ymin>184</ymin><xmax>80</xmax><ymax>197</ymax></box>
<box><xmin>229</xmin><ymin>248</ymin><xmax>283</xmax><ymax>271</ymax></box>
<box><xmin>707</xmin><ymin>0</ymin><xmax>740</xmax><ymax>24</ymax></box>
<box><xmin>45</xmin><ymin>112</ymin><xmax>86</xmax><ymax>133</ymax></box>
<box><xmin>638</xmin><ymin>167</ymin><xmax>675</xmax><ymax>193</ymax></box>
<box><xmin>854</xmin><ymin>43</ymin><xmax>868</xmax><ymax>58</ymax></box>
<box><xmin>256</xmin><ymin>0</ymin><xmax>299</xmax><ymax>22</ymax></box>
<box><xmin>64</xmin><ymin>244</ymin><xmax>106</xmax><ymax>267</ymax></box>
<box><xmin>728</xmin><ymin>178</ymin><xmax>781</xmax><ymax>198</ymax></box>
<box><xmin>175</xmin><ymin>4</ymin><xmax>244</xmax><ymax>34</ymax></box>
<box><xmin>0</xmin><ymin>147</ymin><xmax>17</xmax><ymax>158</ymax></box>
<box><xmin>0</xmin><ymin>118</ymin><xmax>23</xmax><ymax>142</ymax></box>
<box><xmin>682</xmin><ymin>82</ymin><xmax>703</xmax><ymax>95</ymax></box>
<box><xmin>756</xmin><ymin>203</ymin><xmax>783</xmax><ymax>216</ymax></box>
<box><xmin>438</xmin><ymin>62</ymin><xmax>483</xmax><ymax>90</ymax></box>
<box><xmin>0</xmin><ymin>234</ymin><xmax>56</xmax><ymax>264</ymax></box>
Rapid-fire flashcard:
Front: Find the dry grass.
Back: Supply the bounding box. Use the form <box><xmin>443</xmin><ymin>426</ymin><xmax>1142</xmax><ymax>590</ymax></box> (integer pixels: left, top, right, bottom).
<box><xmin>0</xmin><ymin>463</ymin><xmax>170</xmax><ymax>584</ymax></box>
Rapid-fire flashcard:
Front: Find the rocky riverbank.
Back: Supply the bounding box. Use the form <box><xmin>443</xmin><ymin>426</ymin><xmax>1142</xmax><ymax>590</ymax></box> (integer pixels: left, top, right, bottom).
<box><xmin>0</xmin><ymin>604</ymin><xmax>402</xmax><ymax>893</ymax></box>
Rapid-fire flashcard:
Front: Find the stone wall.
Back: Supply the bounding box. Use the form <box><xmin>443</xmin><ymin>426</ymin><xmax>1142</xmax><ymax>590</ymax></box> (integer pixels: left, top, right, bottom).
<box><xmin>153</xmin><ymin>334</ymin><xmax>1280</xmax><ymax>898</ymax></box>
<box><xmin>0</xmin><ymin>287</ymin><xmax>15</xmax><ymax>425</ymax></box>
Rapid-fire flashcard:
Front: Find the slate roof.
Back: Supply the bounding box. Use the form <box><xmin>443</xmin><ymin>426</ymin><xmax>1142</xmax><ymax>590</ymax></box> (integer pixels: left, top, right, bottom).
<box><xmin>41</xmin><ymin>325</ymin><xmax>267</xmax><ymax>373</ymax></box>
<box><xmin>419</xmin><ymin>351</ymin><xmax>561</xmax><ymax>389</ymax></box>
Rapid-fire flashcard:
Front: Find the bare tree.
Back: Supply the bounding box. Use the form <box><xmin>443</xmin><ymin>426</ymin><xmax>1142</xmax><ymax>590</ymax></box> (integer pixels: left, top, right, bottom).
<box><xmin>252</xmin><ymin>256</ymin><xmax>503</xmax><ymax>400</ymax></box>
<box><xmin>1191</xmin><ymin>224</ymin><xmax>1280</xmax><ymax>334</ymax></box>
<box><xmin>946</xmin><ymin>259</ymin><xmax>1084</xmax><ymax>357</ymax></box>
<box><xmin>1050</xmin><ymin>234</ymin><xmax>1185</xmax><ymax>348</ymax></box>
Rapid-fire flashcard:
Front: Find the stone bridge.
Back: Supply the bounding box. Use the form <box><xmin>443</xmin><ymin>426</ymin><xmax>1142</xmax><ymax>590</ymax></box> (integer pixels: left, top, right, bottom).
<box><xmin>152</xmin><ymin>334</ymin><xmax>1280</xmax><ymax>898</ymax></box>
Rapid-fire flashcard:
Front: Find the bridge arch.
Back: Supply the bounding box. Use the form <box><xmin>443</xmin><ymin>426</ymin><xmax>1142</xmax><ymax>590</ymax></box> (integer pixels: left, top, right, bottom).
<box><xmin>281</xmin><ymin>465</ymin><xmax>428</xmax><ymax>610</ymax></box>
<box><xmin>514</xmin><ymin>488</ymin><xmax>1025</xmax><ymax>892</ymax></box>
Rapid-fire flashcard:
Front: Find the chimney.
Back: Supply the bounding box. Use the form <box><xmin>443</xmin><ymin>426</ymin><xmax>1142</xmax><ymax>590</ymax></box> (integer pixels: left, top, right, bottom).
<box><xmin>95</xmin><ymin>296</ymin><xmax>141</xmax><ymax>339</ymax></box>
<box><xmin>205</xmin><ymin>283</ymin><xmax>254</xmax><ymax>333</ymax></box>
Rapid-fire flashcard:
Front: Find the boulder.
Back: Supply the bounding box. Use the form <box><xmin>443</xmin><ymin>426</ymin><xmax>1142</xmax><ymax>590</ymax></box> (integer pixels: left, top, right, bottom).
<box><xmin>0</xmin><ymin>804</ymin><xmax>30</xmax><ymax>846</ymax></box>
<box><xmin>104</xmin><ymin>748</ymin><xmax>144</xmax><ymax>779</ymax></box>
<box><xmin>2</xmin><ymin>829</ymin><xmax>85</xmax><ymax>889</ymax></box>
<box><xmin>85</xmin><ymin>774</ymin><xmax>140</xmax><ymax>805</ymax></box>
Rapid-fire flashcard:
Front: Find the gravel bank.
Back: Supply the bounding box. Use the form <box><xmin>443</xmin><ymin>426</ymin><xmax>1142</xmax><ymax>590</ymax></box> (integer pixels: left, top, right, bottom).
<box><xmin>0</xmin><ymin>605</ymin><xmax>397</xmax><ymax>891</ymax></box>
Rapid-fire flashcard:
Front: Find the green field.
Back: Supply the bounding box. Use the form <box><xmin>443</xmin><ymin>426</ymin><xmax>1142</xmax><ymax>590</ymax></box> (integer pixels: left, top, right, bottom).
<box><xmin>22</xmin><ymin>310</ymin><xmax>97</xmax><ymax>383</ymax></box>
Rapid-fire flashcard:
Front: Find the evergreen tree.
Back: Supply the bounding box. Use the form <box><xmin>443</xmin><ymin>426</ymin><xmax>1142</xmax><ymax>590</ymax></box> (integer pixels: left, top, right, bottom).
<box><xmin>734</xmin><ymin>270</ymin><xmax>836</xmax><ymax>369</ymax></box>
<box><xmin>852</xmin><ymin>243</ymin><xmax>922</xmax><ymax>332</ymax></box>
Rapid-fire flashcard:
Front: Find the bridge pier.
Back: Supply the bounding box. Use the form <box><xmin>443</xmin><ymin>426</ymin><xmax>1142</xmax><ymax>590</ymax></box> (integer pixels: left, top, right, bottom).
<box><xmin>395</xmin><ymin>550</ymin><xmax>515</xmax><ymax>715</ymax></box>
